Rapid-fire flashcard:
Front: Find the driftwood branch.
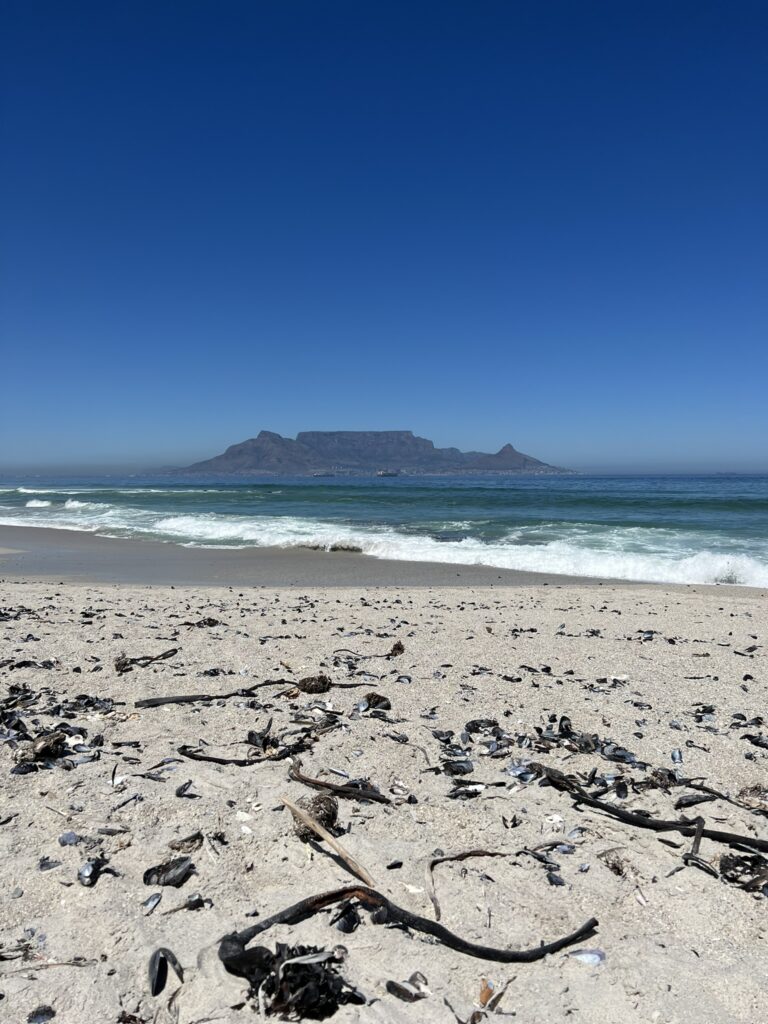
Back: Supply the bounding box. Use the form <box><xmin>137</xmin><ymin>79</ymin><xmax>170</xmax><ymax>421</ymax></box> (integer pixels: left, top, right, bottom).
<box><xmin>281</xmin><ymin>794</ymin><xmax>376</xmax><ymax>887</ymax></box>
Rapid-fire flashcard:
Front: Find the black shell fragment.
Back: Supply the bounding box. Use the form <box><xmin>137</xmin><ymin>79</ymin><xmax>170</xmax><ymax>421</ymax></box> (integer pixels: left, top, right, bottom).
<box><xmin>27</xmin><ymin>1008</ymin><xmax>56</xmax><ymax>1024</ymax></box>
<box><xmin>143</xmin><ymin>856</ymin><xmax>195</xmax><ymax>888</ymax></box>
<box><xmin>148</xmin><ymin>946</ymin><xmax>184</xmax><ymax>997</ymax></box>
<box><xmin>77</xmin><ymin>857</ymin><xmax>111</xmax><ymax>887</ymax></box>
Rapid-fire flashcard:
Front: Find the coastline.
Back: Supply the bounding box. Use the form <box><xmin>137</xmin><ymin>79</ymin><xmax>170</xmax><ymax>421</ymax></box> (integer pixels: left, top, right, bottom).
<box><xmin>0</xmin><ymin>523</ymin><xmax>616</xmax><ymax>588</ymax></box>
<box><xmin>2</xmin><ymin>523</ymin><xmax>767</xmax><ymax>594</ymax></box>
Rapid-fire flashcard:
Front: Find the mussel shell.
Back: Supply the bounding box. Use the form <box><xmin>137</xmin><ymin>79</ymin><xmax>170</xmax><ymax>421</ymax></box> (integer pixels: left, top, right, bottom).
<box><xmin>149</xmin><ymin>946</ymin><xmax>184</xmax><ymax>996</ymax></box>
<box><xmin>78</xmin><ymin>857</ymin><xmax>105</xmax><ymax>887</ymax></box>
<box><xmin>143</xmin><ymin>856</ymin><xmax>194</xmax><ymax>887</ymax></box>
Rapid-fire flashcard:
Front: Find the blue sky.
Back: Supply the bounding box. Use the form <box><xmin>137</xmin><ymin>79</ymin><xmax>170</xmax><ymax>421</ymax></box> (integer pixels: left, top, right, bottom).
<box><xmin>2</xmin><ymin>1</ymin><xmax>766</xmax><ymax>473</ymax></box>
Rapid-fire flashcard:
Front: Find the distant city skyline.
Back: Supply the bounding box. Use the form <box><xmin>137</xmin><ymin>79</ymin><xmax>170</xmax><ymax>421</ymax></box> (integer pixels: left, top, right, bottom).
<box><xmin>2</xmin><ymin>2</ymin><xmax>766</xmax><ymax>473</ymax></box>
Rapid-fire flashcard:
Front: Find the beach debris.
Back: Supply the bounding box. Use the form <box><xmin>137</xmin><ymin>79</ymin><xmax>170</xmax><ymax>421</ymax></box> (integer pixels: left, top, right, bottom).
<box><xmin>568</xmin><ymin>948</ymin><xmax>606</xmax><ymax>966</ymax></box>
<box><xmin>219</xmin><ymin>885</ymin><xmax>598</xmax><ymax>965</ymax></box>
<box><xmin>143</xmin><ymin>856</ymin><xmax>195</xmax><ymax>887</ymax></box>
<box><xmin>161</xmin><ymin>891</ymin><xmax>212</xmax><ymax>914</ymax></box>
<box><xmin>115</xmin><ymin>648</ymin><xmax>179</xmax><ymax>674</ymax></box>
<box><xmin>134</xmin><ymin>679</ymin><xmax>288</xmax><ymax>709</ymax></box>
<box><xmin>719</xmin><ymin>853</ymin><xmax>768</xmax><ymax>894</ymax></box>
<box><xmin>386</xmin><ymin>971</ymin><xmax>429</xmax><ymax>1002</ymax></box>
<box><xmin>27</xmin><ymin>1008</ymin><xmax>56</xmax><ymax>1024</ymax></box>
<box><xmin>330</xmin><ymin>901</ymin><xmax>361</xmax><ymax>933</ymax></box>
<box><xmin>292</xmin><ymin>794</ymin><xmax>339</xmax><ymax>841</ymax></box>
<box><xmin>296</xmin><ymin>674</ymin><xmax>332</xmax><ymax>694</ymax></box>
<box><xmin>353</xmin><ymin>692</ymin><xmax>391</xmax><ymax>715</ymax></box>
<box><xmin>543</xmin><ymin>769</ymin><xmax>768</xmax><ymax>854</ymax></box>
<box><xmin>332</xmin><ymin>640</ymin><xmax>404</xmax><ymax>660</ymax></box>
<box><xmin>5</xmin><ymin>583</ymin><xmax>766</xmax><ymax>1021</ymax></box>
<box><xmin>177</xmin><ymin>745</ymin><xmax>267</xmax><ymax>767</ymax></box>
<box><xmin>168</xmin><ymin>830</ymin><xmax>204</xmax><ymax>853</ymax></box>
<box><xmin>77</xmin><ymin>857</ymin><xmax>112</xmax><ymax>887</ymax></box>
<box><xmin>32</xmin><ymin>732</ymin><xmax>67</xmax><ymax>759</ymax></box>
<box><xmin>142</xmin><ymin>892</ymin><xmax>162</xmax><ymax>915</ymax></box>
<box><xmin>426</xmin><ymin>849</ymin><xmax>510</xmax><ymax>921</ymax></box>
<box><xmin>219</xmin><ymin>941</ymin><xmax>365</xmax><ymax>1016</ymax></box>
<box><xmin>148</xmin><ymin>946</ymin><xmax>184</xmax><ymax>997</ymax></box>
<box><xmin>289</xmin><ymin>758</ymin><xmax>391</xmax><ymax>804</ymax></box>
<box><xmin>175</xmin><ymin>779</ymin><xmax>198</xmax><ymax>798</ymax></box>
<box><xmin>281</xmin><ymin>795</ymin><xmax>375</xmax><ymax>886</ymax></box>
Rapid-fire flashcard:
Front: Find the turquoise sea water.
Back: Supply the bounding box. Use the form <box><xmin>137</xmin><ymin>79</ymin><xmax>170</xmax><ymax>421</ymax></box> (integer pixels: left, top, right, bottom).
<box><xmin>1</xmin><ymin>475</ymin><xmax>767</xmax><ymax>586</ymax></box>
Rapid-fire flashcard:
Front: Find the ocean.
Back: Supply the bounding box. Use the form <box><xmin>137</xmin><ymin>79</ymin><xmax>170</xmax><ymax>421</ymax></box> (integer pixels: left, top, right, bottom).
<box><xmin>1</xmin><ymin>474</ymin><xmax>767</xmax><ymax>587</ymax></box>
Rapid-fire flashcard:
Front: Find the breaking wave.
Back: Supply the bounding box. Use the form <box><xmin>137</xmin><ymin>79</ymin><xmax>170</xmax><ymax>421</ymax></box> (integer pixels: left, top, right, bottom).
<box><xmin>0</xmin><ymin>493</ymin><xmax>767</xmax><ymax>586</ymax></box>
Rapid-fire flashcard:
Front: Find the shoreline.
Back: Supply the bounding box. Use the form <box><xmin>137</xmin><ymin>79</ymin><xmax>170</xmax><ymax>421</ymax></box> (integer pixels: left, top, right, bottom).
<box><xmin>0</xmin><ymin>523</ymin><xmax>614</xmax><ymax>588</ymax></box>
<box><xmin>1</xmin><ymin>523</ymin><xmax>766</xmax><ymax>594</ymax></box>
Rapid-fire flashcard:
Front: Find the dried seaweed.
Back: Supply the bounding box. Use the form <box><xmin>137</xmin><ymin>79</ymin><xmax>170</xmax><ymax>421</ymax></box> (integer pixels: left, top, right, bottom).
<box><xmin>220</xmin><ymin>942</ymin><xmax>365</xmax><ymax>1018</ymax></box>
<box><xmin>115</xmin><ymin>648</ymin><xmax>179</xmax><ymax>675</ymax></box>
<box><xmin>220</xmin><ymin>885</ymin><xmax>598</xmax><ymax>965</ymax></box>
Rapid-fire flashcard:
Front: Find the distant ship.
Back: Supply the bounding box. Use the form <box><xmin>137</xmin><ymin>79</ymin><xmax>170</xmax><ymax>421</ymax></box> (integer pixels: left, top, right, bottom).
<box><xmin>376</xmin><ymin>469</ymin><xmax>400</xmax><ymax>477</ymax></box>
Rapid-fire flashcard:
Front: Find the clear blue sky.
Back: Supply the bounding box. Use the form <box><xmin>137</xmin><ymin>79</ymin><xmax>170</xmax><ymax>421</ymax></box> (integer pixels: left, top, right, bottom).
<box><xmin>2</xmin><ymin>1</ymin><xmax>766</xmax><ymax>473</ymax></box>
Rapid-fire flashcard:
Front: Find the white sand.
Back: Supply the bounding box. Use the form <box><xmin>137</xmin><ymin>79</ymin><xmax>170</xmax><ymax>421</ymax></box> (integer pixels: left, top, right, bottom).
<box><xmin>1</xmin><ymin>579</ymin><xmax>766</xmax><ymax>1023</ymax></box>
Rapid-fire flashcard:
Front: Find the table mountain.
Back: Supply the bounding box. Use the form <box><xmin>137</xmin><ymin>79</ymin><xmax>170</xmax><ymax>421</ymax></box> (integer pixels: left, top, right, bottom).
<box><xmin>181</xmin><ymin>431</ymin><xmax>563</xmax><ymax>475</ymax></box>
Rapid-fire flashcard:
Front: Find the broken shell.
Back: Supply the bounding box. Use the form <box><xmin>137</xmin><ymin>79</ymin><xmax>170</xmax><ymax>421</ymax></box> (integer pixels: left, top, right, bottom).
<box><xmin>143</xmin><ymin>856</ymin><xmax>195</xmax><ymax>887</ymax></box>
<box><xmin>78</xmin><ymin>857</ymin><xmax>107</xmax><ymax>887</ymax></box>
<box><xmin>568</xmin><ymin>948</ymin><xmax>606</xmax><ymax>966</ymax></box>
<box><xmin>148</xmin><ymin>946</ymin><xmax>184</xmax><ymax>996</ymax></box>
<box><xmin>142</xmin><ymin>892</ymin><xmax>162</xmax><ymax>915</ymax></box>
<box><xmin>386</xmin><ymin>971</ymin><xmax>429</xmax><ymax>1002</ymax></box>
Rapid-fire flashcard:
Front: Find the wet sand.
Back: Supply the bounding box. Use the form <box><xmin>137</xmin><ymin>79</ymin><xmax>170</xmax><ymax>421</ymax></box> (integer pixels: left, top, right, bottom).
<box><xmin>0</xmin><ymin>524</ymin><xmax>611</xmax><ymax>587</ymax></box>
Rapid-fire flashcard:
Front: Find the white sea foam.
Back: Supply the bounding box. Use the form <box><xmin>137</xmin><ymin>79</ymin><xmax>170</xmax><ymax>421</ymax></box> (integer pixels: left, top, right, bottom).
<box><xmin>1</xmin><ymin>501</ymin><xmax>767</xmax><ymax>587</ymax></box>
<box><xmin>149</xmin><ymin>513</ymin><xmax>768</xmax><ymax>586</ymax></box>
<box><xmin>63</xmin><ymin>499</ymin><xmax>104</xmax><ymax>510</ymax></box>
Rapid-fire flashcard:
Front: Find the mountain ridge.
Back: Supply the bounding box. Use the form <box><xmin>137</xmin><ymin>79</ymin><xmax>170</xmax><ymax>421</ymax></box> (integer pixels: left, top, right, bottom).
<box><xmin>180</xmin><ymin>431</ymin><xmax>566</xmax><ymax>476</ymax></box>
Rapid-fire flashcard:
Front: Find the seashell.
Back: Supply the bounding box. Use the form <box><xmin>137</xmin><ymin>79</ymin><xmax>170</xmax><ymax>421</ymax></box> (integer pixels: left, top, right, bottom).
<box><xmin>568</xmin><ymin>948</ymin><xmax>605</xmax><ymax>966</ymax></box>
<box><xmin>143</xmin><ymin>856</ymin><xmax>195</xmax><ymax>887</ymax></box>
<box><xmin>148</xmin><ymin>946</ymin><xmax>184</xmax><ymax>996</ymax></box>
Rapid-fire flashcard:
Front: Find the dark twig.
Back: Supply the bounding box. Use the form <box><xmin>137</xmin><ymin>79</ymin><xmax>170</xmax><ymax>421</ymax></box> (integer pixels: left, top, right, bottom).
<box><xmin>115</xmin><ymin>648</ymin><xmax>179</xmax><ymax>675</ymax></box>
<box><xmin>425</xmin><ymin>849</ymin><xmax>510</xmax><ymax>921</ymax></box>
<box><xmin>135</xmin><ymin>680</ymin><xmax>290</xmax><ymax>709</ymax></box>
<box><xmin>289</xmin><ymin>758</ymin><xmax>391</xmax><ymax>805</ymax></box>
<box><xmin>544</xmin><ymin>771</ymin><xmax>768</xmax><ymax>854</ymax></box>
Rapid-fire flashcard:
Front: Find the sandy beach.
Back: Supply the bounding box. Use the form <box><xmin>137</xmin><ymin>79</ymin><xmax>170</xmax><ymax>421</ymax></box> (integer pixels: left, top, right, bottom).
<box><xmin>1</xmin><ymin>550</ymin><xmax>767</xmax><ymax>1024</ymax></box>
<box><xmin>0</xmin><ymin>525</ymin><xmax>610</xmax><ymax>588</ymax></box>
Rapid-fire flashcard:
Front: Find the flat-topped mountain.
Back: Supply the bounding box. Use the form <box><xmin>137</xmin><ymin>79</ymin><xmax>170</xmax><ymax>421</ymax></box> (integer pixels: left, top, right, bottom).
<box><xmin>181</xmin><ymin>431</ymin><xmax>564</xmax><ymax>476</ymax></box>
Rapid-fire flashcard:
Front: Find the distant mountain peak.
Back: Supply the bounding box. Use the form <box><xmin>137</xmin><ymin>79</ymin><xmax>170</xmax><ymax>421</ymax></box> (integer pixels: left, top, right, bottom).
<box><xmin>181</xmin><ymin>431</ymin><xmax>565</xmax><ymax>476</ymax></box>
